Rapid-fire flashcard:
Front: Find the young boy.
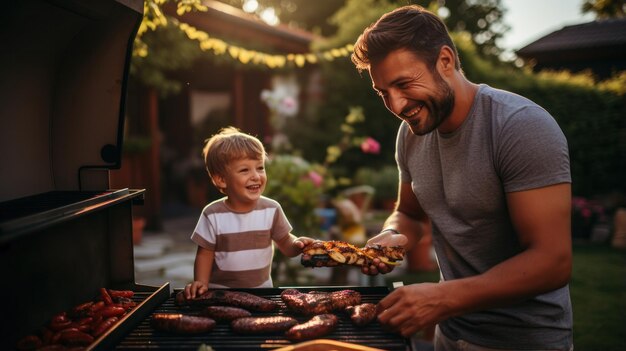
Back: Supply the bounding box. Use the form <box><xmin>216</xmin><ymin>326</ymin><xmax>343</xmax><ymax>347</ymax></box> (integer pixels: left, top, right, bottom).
<box><xmin>182</xmin><ymin>127</ymin><xmax>313</xmax><ymax>299</ymax></box>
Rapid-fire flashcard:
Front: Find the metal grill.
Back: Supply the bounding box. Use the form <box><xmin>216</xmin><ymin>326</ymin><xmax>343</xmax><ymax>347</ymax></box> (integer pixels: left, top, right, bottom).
<box><xmin>114</xmin><ymin>287</ymin><xmax>410</xmax><ymax>350</ymax></box>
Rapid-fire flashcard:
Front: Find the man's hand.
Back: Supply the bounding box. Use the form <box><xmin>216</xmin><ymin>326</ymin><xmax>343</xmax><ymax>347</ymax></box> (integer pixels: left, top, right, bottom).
<box><xmin>361</xmin><ymin>230</ymin><xmax>408</xmax><ymax>275</ymax></box>
<box><xmin>376</xmin><ymin>283</ymin><xmax>443</xmax><ymax>337</ymax></box>
<box><xmin>183</xmin><ymin>281</ymin><xmax>208</xmax><ymax>300</ymax></box>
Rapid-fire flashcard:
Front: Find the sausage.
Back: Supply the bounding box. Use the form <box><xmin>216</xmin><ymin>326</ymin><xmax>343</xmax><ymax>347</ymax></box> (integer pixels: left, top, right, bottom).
<box><xmin>202</xmin><ymin>306</ymin><xmax>251</xmax><ymax>322</ymax></box>
<box><xmin>108</xmin><ymin>289</ymin><xmax>134</xmax><ymax>298</ymax></box>
<box><xmin>231</xmin><ymin>316</ymin><xmax>298</xmax><ymax>334</ymax></box>
<box><xmin>285</xmin><ymin>314</ymin><xmax>338</xmax><ymax>341</ymax></box>
<box><xmin>177</xmin><ymin>290</ymin><xmax>278</xmax><ymax>312</ymax></box>
<box><xmin>345</xmin><ymin>303</ymin><xmax>377</xmax><ymax>326</ymax></box>
<box><xmin>92</xmin><ymin>316</ymin><xmax>119</xmax><ymax>337</ymax></box>
<box><xmin>70</xmin><ymin>301</ymin><xmax>94</xmax><ymax>318</ymax></box>
<box><xmin>89</xmin><ymin>301</ymin><xmax>105</xmax><ymax>315</ymax></box>
<box><xmin>95</xmin><ymin>305</ymin><xmax>126</xmax><ymax>318</ymax></box>
<box><xmin>100</xmin><ymin>287</ymin><xmax>114</xmax><ymax>305</ymax></box>
<box><xmin>58</xmin><ymin>329</ymin><xmax>94</xmax><ymax>346</ymax></box>
<box><xmin>151</xmin><ymin>313</ymin><xmax>216</xmax><ymax>334</ymax></box>
<box><xmin>281</xmin><ymin>288</ymin><xmax>361</xmax><ymax>315</ymax></box>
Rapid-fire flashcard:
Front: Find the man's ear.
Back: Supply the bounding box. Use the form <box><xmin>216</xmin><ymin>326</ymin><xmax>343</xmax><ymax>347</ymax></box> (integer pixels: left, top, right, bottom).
<box><xmin>437</xmin><ymin>45</ymin><xmax>455</xmax><ymax>75</ymax></box>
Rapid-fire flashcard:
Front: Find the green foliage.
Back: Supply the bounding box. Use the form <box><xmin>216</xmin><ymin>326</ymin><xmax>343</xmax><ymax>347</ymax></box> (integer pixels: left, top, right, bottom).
<box><xmin>569</xmin><ymin>243</ymin><xmax>626</xmax><ymax>350</ymax></box>
<box><xmin>581</xmin><ymin>0</ymin><xmax>626</xmax><ymax>18</ymax></box>
<box><xmin>131</xmin><ymin>24</ymin><xmax>203</xmax><ymax>96</ymax></box>
<box><xmin>264</xmin><ymin>155</ymin><xmax>326</xmax><ymax>235</ymax></box>
<box><xmin>354</xmin><ymin>165</ymin><xmax>399</xmax><ymax>204</ymax></box>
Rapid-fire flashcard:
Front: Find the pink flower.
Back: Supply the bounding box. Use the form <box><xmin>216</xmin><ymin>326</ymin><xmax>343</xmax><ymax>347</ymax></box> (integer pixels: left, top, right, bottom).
<box><xmin>360</xmin><ymin>137</ymin><xmax>380</xmax><ymax>154</ymax></box>
<box><xmin>308</xmin><ymin>171</ymin><xmax>323</xmax><ymax>187</ymax></box>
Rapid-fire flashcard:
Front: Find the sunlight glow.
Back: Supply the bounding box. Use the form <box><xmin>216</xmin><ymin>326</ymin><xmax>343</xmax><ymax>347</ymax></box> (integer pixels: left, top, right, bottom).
<box><xmin>242</xmin><ymin>0</ymin><xmax>258</xmax><ymax>13</ymax></box>
<box><xmin>260</xmin><ymin>7</ymin><xmax>279</xmax><ymax>26</ymax></box>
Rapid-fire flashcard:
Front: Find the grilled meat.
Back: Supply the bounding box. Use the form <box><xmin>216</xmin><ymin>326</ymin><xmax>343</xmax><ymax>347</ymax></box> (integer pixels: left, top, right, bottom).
<box><xmin>346</xmin><ymin>303</ymin><xmax>377</xmax><ymax>327</ymax></box>
<box><xmin>231</xmin><ymin>316</ymin><xmax>298</xmax><ymax>334</ymax></box>
<box><xmin>175</xmin><ymin>290</ymin><xmax>278</xmax><ymax>312</ymax></box>
<box><xmin>301</xmin><ymin>240</ymin><xmax>405</xmax><ymax>268</ymax></box>
<box><xmin>202</xmin><ymin>306</ymin><xmax>251</xmax><ymax>322</ymax></box>
<box><xmin>281</xmin><ymin>288</ymin><xmax>361</xmax><ymax>315</ymax></box>
<box><xmin>285</xmin><ymin>314</ymin><xmax>338</xmax><ymax>341</ymax></box>
<box><xmin>151</xmin><ymin>313</ymin><xmax>216</xmax><ymax>334</ymax></box>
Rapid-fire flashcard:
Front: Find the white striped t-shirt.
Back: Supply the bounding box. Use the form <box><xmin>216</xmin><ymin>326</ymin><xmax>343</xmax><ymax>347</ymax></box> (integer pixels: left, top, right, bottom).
<box><xmin>190</xmin><ymin>196</ymin><xmax>292</xmax><ymax>288</ymax></box>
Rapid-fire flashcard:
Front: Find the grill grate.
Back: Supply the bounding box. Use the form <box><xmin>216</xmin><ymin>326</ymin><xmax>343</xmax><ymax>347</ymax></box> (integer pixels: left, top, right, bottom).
<box><xmin>114</xmin><ymin>287</ymin><xmax>410</xmax><ymax>350</ymax></box>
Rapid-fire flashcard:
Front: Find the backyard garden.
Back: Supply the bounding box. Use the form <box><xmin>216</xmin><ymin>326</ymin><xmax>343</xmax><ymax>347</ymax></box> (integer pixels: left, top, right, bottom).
<box><xmin>130</xmin><ymin>1</ymin><xmax>626</xmax><ymax>349</ymax></box>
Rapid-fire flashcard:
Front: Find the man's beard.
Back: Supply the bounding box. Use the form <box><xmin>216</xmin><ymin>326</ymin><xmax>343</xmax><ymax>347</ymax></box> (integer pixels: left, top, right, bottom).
<box><xmin>408</xmin><ymin>71</ymin><xmax>455</xmax><ymax>136</ymax></box>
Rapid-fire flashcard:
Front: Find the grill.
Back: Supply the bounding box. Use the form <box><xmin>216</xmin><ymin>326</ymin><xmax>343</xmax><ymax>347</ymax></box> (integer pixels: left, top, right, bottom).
<box><xmin>0</xmin><ymin>1</ymin><xmax>411</xmax><ymax>350</ymax></box>
<box><xmin>115</xmin><ymin>287</ymin><xmax>410</xmax><ymax>350</ymax></box>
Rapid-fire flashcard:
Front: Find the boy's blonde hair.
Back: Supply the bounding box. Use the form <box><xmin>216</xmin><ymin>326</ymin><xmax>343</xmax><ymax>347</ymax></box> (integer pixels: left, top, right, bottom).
<box><xmin>202</xmin><ymin>126</ymin><xmax>266</xmax><ymax>181</ymax></box>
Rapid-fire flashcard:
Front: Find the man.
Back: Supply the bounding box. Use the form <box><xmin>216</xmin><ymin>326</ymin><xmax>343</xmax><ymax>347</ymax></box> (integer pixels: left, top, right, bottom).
<box><xmin>352</xmin><ymin>5</ymin><xmax>573</xmax><ymax>351</ymax></box>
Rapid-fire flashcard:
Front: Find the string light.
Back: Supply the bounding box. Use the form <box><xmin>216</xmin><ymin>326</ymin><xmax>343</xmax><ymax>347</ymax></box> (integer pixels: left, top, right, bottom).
<box><xmin>175</xmin><ymin>21</ymin><xmax>354</xmax><ymax>69</ymax></box>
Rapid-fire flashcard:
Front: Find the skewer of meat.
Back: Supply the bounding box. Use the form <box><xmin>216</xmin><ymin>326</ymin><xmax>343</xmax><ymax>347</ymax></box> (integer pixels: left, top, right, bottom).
<box><xmin>285</xmin><ymin>314</ymin><xmax>338</xmax><ymax>341</ymax></box>
<box><xmin>175</xmin><ymin>290</ymin><xmax>279</xmax><ymax>312</ymax></box>
<box><xmin>300</xmin><ymin>240</ymin><xmax>405</xmax><ymax>268</ymax></box>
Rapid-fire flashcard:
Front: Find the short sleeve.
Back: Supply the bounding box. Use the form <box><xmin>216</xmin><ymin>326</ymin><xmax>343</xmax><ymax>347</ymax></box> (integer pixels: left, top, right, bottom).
<box><xmin>396</xmin><ymin>123</ymin><xmax>412</xmax><ymax>183</ymax></box>
<box><xmin>271</xmin><ymin>203</ymin><xmax>293</xmax><ymax>241</ymax></box>
<box><xmin>190</xmin><ymin>210</ymin><xmax>217</xmax><ymax>250</ymax></box>
<box><xmin>496</xmin><ymin>106</ymin><xmax>571</xmax><ymax>192</ymax></box>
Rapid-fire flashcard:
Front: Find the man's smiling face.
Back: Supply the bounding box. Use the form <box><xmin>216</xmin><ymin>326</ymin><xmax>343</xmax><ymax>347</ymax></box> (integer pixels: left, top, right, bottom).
<box><xmin>370</xmin><ymin>48</ymin><xmax>455</xmax><ymax>136</ymax></box>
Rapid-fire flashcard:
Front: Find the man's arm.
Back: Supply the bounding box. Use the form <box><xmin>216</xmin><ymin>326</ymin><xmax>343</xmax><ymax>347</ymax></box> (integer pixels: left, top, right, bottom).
<box><xmin>377</xmin><ymin>183</ymin><xmax>572</xmax><ymax>337</ymax></box>
<box><xmin>447</xmin><ymin>182</ymin><xmax>572</xmax><ymax>309</ymax></box>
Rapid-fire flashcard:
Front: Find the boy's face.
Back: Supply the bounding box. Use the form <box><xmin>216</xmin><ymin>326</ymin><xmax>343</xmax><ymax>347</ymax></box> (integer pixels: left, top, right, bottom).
<box><xmin>214</xmin><ymin>157</ymin><xmax>266</xmax><ymax>209</ymax></box>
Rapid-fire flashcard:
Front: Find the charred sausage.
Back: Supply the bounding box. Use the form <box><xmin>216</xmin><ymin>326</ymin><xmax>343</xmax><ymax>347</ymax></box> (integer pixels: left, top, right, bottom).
<box><xmin>231</xmin><ymin>316</ymin><xmax>298</xmax><ymax>334</ymax></box>
<box><xmin>202</xmin><ymin>306</ymin><xmax>251</xmax><ymax>322</ymax></box>
<box><xmin>151</xmin><ymin>313</ymin><xmax>216</xmax><ymax>334</ymax></box>
<box><xmin>176</xmin><ymin>290</ymin><xmax>278</xmax><ymax>312</ymax></box>
<box><xmin>285</xmin><ymin>314</ymin><xmax>338</xmax><ymax>341</ymax></box>
<box><xmin>281</xmin><ymin>288</ymin><xmax>361</xmax><ymax>315</ymax></box>
<box><xmin>345</xmin><ymin>303</ymin><xmax>377</xmax><ymax>326</ymax></box>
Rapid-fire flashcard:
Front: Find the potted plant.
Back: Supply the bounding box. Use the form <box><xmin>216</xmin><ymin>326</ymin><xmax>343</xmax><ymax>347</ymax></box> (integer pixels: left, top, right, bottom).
<box><xmin>355</xmin><ymin>165</ymin><xmax>399</xmax><ymax>210</ymax></box>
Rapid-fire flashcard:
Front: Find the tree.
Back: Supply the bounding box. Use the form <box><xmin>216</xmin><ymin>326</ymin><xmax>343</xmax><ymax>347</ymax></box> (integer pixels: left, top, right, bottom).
<box><xmin>406</xmin><ymin>0</ymin><xmax>508</xmax><ymax>60</ymax></box>
<box><xmin>216</xmin><ymin>0</ymin><xmax>347</xmax><ymax>35</ymax></box>
<box><xmin>582</xmin><ymin>0</ymin><xmax>626</xmax><ymax>18</ymax></box>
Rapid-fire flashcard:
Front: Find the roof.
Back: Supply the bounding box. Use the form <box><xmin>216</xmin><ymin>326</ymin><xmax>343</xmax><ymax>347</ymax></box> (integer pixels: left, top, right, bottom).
<box><xmin>517</xmin><ymin>18</ymin><xmax>626</xmax><ymax>56</ymax></box>
<box><xmin>166</xmin><ymin>0</ymin><xmax>318</xmax><ymax>53</ymax></box>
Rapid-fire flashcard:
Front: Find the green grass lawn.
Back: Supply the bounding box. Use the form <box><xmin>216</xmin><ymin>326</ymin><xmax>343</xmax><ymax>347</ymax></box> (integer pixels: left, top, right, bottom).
<box><xmin>386</xmin><ymin>243</ymin><xmax>626</xmax><ymax>350</ymax></box>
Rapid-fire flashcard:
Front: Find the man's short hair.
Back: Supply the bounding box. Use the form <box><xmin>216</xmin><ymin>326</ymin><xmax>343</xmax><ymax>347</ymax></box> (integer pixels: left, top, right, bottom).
<box><xmin>352</xmin><ymin>5</ymin><xmax>461</xmax><ymax>72</ymax></box>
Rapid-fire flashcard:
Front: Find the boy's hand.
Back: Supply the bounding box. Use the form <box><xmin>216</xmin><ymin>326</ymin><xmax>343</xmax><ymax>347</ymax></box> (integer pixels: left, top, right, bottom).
<box><xmin>183</xmin><ymin>281</ymin><xmax>208</xmax><ymax>300</ymax></box>
<box><xmin>293</xmin><ymin>236</ymin><xmax>315</xmax><ymax>250</ymax></box>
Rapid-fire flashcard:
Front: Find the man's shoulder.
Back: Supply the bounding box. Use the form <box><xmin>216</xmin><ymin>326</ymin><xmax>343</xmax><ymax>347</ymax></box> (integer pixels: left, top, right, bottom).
<box><xmin>478</xmin><ymin>84</ymin><xmax>542</xmax><ymax>111</ymax></box>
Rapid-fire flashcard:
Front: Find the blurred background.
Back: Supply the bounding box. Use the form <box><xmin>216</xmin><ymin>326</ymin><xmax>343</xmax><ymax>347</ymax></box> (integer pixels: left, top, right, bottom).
<box><xmin>111</xmin><ymin>1</ymin><xmax>626</xmax><ymax>349</ymax></box>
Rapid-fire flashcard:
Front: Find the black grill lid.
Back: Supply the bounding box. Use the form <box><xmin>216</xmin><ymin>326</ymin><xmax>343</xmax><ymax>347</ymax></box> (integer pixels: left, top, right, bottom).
<box><xmin>0</xmin><ymin>0</ymin><xmax>143</xmax><ymax>202</ymax></box>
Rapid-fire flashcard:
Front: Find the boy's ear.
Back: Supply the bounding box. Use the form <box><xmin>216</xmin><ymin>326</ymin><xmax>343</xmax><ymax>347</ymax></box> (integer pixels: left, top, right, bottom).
<box><xmin>212</xmin><ymin>174</ymin><xmax>227</xmax><ymax>190</ymax></box>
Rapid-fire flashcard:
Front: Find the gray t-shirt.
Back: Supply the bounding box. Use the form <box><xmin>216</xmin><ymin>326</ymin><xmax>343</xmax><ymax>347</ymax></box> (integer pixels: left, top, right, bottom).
<box><xmin>396</xmin><ymin>84</ymin><xmax>572</xmax><ymax>349</ymax></box>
